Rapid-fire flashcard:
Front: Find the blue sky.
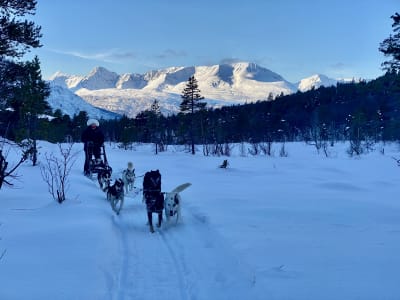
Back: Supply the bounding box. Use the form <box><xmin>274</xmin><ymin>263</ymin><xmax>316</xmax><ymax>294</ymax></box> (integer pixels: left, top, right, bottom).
<box><xmin>30</xmin><ymin>0</ymin><xmax>398</xmax><ymax>82</ymax></box>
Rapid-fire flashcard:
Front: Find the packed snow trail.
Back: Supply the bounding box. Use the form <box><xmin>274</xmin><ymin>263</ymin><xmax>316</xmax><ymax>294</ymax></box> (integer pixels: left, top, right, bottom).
<box><xmin>110</xmin><ymin>194</ymin><xmax>257</xmax><ymax>300</ymax></box>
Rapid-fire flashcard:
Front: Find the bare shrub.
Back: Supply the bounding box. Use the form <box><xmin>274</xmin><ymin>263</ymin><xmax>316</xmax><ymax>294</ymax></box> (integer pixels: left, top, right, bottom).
<box><xmin>40</xmin><ymin>143</ymin><xmax>78</xmax><ymax>203</ymax></box>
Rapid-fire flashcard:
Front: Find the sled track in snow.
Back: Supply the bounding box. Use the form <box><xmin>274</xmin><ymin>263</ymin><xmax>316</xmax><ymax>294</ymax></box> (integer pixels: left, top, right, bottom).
<box><xmin>158</xmin><ymin>230</ymin><xmax>191</xmax><ymax>300</ymax></box>
<box><xmin>111</xmin><ymin>203</ymin><xmax>191</xmax><ymax>300</ymax></box>
<box><xmin>111</xmin><ymin>215</ymin><xmax>130</xmax><ymax>300</ymax></box>
<box><xmin>109</xmin><ymin>197</ymin><xmax>256</xmax><ymax>300</ymax></box>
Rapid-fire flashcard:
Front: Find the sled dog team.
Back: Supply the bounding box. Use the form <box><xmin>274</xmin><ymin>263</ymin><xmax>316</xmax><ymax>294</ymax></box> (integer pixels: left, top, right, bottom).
<box><xmin>99</xmin><ymin>161</ymin><xmax>191</xmax><ymax>233</ymax></box>
<box><xmin>82</xmin><ymin>119</ymin><xmax>191</xmax><ymax>232</ymax></box>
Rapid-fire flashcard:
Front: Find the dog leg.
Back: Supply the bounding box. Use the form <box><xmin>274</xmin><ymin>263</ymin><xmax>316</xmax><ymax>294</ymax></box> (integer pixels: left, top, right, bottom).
<box><xmin>157</xmin><ymin>212</ymin><xmax>162</xmax><ymax>228</ymax></box>
<box><xmin>119</xmin><ymin>197</ymin><xmax>124</xmax><ymax>215</ymax></box>
<box><xmin>175</xmin><ymin>206</ymin><xmax>180</xmax><ymax>223</ymax></box>
<box><xmin>147</xmin><ymin>212</ymin><xmax>154</xmax><ymax>233</ymax></box>
<box><xmin>164</xmin><ymin>207</ymin><xmax>169</xmax><ymax>222</ymax></box>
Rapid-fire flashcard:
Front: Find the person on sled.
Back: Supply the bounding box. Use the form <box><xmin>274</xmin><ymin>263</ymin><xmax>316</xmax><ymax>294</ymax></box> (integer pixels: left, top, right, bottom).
<box><xmin>81</xmin><ymin>119</ymin><xmax>105</xmax><ymax>175</ymax></box>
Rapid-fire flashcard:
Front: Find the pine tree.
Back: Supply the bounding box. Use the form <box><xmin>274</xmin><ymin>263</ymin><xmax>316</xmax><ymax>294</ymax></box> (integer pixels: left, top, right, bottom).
<box><xmin>180</xmin><ymin>76</ymin><xmax>206</xmax><ymax>114</ymax></box>
<box><xmin>0</xmin><ymin>1</ymin><xmax>41</xmax><ymax>58</ymax></box>
<box><xmin>150</xmin><ymin>99</ymin><xmax>162</xmax><ymax>153</ymax></box>
<box><xmin>16</xmin><ymin>56</ymin><xmax>51</xmax><ymax>119</ymax></box>
<box><xmin>0</xmin><ymin>0</ymin><xmax>44</xmax><ymax>132</ymax></box>
<box><xmin>379</xmin><ymin>12</ymin><xmax>400</xmax><ymax>72</ymax></box>
<box><xmin>13</xmin><ymin>56</ymin><xmax>50</xmax><ymax>165</ymax></box>
<box><xmin>180</xmin><ymin>76</ymin><xmax>206</xmax><ymax>154</ymax></box>
<box><xmin>137</xmin><ymin>99</ymin><xmax>163</xmax><ymax>153</ymax></box>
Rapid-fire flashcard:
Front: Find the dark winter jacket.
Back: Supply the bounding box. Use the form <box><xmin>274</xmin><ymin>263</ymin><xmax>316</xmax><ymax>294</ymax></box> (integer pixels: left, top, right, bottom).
<box><xmin>81</xmin><ymin>126</ymin><xmax>105</xmax><ymax>149</ymax></box>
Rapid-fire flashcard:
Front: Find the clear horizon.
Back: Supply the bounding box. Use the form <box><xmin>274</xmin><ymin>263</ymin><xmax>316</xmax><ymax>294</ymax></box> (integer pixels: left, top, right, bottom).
<box><xmin>29</xmin><ymin>0</ymin><xmax>399</xmax><ymax>82</ymax></box>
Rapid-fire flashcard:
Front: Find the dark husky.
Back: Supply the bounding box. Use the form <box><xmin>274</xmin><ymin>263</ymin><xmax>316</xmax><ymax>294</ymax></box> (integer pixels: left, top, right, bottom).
<box><xmin>106</xmin><ymin>179</ymin><xmax>124</xmax><ymax>215</ymax></box>
<box><xmin>97</xmin><ymin>169</ymin><xmax>112</xmax><ymax>192</ymax></box>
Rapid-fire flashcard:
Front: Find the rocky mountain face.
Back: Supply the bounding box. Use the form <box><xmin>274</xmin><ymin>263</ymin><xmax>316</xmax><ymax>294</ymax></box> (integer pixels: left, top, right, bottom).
<box><xmin>47</xmin><ymin>62</ymin><xmax>339</xmax><ymax>119</ymax></box>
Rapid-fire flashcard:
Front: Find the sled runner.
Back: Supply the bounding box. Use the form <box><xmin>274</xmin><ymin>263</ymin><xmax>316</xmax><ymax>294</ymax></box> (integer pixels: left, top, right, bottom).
<box><xmin>84</xmin><ymin>142</ymin><xmax>112</xmax><ymax>180</ymax></box>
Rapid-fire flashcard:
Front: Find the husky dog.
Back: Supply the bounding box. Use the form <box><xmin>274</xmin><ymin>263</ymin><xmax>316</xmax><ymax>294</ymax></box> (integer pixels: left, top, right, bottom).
<box><xmin>106</xmin><ymin>178</ymin><xmax>125</xmax><ymax>215</ymax></box>
<box><xmin>122</xmin><ymin>162</ymin><xmax>135</xmax><ymax>194</ymax></box>
<box><xmin>143</xmin><ymin>169</ymin><xmax>163</xmax><ymax>233</ymax></box>
<box><xmin>97</xmin><ymin>169</ymin><xmax>112</xmax><ymax>192</ymax></box>
<box><xmin>164</xmin><ymin>183</ymin><xmax>191</xmax><ymax>223</ymax></box>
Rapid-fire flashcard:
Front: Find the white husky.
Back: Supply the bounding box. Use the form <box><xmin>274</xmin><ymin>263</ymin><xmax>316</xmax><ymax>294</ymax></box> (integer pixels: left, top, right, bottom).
<box><xmin>164</xmin><ymin>183</ymin><xmax>191</xmax><ymax>223</ymax></box>
<box><xmin>122</xmin><ymin>162</ymin><xmax>135</xmax><ymax>194</ymax></box>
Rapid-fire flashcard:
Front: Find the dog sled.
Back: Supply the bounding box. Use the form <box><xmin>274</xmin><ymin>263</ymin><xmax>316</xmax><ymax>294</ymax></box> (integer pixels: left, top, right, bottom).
<box><xmin>84</xmin><ymin>142</ymin><xmax>112</xmax><ymax>179</ymax></box>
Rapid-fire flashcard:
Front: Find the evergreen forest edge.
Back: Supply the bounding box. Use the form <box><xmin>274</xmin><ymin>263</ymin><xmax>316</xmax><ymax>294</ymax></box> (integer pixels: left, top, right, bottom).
<box><xmin>2</xmin><ymin>71</ymin><xmax>400</xmax><ymax>152</ymax></box>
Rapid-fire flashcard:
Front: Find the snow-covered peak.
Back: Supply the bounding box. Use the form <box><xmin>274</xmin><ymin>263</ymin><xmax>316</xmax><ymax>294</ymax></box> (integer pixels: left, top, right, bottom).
<box><xmin>77</xmin><ymin>66</ymin><xmax>120</xmax><ymax>90</ymax></box>
<box><xmin>87</xmin><ymin>66</ymin><xmax>113</xmax><ymax>77</ymax></box>
<box><xmin>116</xmin><ymin>73</ymin><xmax>147</xmax><ymax>89</ymax></box>
<box><xmin>49</xmin><ymin>66</ymin><xmax>120</xmax><ymax>91</ymax></box>
<box><xmin>49</xmin><ymin>71</ymin><xmax>85</xmax><ymax>90</ymax></box>
<box><xmin>164</xmin><ymin>66</ymin><xmax>196</xmax><ymax>86</ymax></box>
<box><xmin>49</xmin><ymin>71</ymin><xmax>68</xmax><ymax>81</ymax></box>
<box><xmin>297</xmin><ymin>74</ymin><xmax>337</xmax><ymax>92</ymax></box>
<box><xmin>48</xmin><ymin>72</ymin><xmax>70</xmax><ymax>89</ymax></box>
<box><xmin>232</xmin><ymin>62</ymin><xmax>286</xmax><ymax>82</ymax></box>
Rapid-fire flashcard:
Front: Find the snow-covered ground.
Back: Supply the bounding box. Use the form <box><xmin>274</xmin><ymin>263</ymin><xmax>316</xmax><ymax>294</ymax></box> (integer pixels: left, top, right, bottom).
<box><xmin>1</xmin><ymin>141</ymin><xmax>400</xmax><ymax>300</ymax></box>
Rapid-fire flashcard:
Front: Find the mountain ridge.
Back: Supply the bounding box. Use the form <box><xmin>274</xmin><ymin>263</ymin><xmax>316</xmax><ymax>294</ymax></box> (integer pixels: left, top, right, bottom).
<box><xmin>47</xmin><ymin>62</ymin><xmax>342</xmax><ymax>118</ymax></box>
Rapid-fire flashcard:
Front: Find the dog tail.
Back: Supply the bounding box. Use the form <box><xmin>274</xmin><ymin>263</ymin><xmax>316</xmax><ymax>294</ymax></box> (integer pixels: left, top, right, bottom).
<box><xmin>171</xmin><ymin>182</ymin><xmax>191</xmax><ymax>194</ymax></box>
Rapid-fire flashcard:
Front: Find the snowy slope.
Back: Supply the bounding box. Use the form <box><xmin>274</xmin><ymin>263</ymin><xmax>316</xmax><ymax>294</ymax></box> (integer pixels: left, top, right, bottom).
<box><xmin>47</xmin><ymin>84</ymin><xmax>120</xmax><ymax>120</ymax></box>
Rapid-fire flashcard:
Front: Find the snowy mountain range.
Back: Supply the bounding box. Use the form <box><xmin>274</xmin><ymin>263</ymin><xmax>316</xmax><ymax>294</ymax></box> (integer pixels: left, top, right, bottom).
<box><xmin>47</xmin><ymin>62</ymin><xmax>342</xmax><ymax>119</ymax></box>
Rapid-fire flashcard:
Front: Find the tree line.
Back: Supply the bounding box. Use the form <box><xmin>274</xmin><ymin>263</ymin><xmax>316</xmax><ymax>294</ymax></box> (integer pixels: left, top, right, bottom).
<box><xmin>3</xmin><ymin>71</ymin><xmax>399</xmax><ymax>150</ymax></box>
